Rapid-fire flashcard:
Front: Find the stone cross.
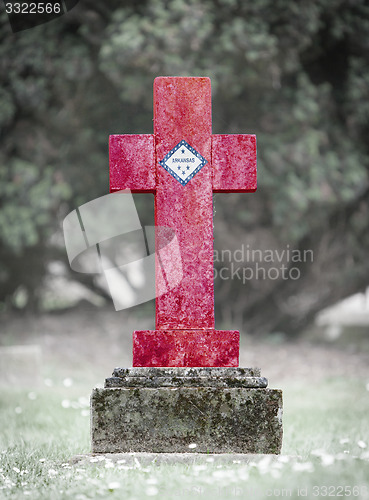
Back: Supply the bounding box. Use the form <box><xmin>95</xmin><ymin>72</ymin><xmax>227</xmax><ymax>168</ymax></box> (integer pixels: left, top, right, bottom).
<box><xmin>109</xmin><ymin>77</ymin><xmax>256</xmax><ymax>367</ymax></box>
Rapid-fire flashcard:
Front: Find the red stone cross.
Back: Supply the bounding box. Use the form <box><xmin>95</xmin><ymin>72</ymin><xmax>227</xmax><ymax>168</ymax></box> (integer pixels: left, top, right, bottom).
<box><xmin>109</xmin><ymin>77</ymin><xmax>256</xmax><ymax>367</ymax></box>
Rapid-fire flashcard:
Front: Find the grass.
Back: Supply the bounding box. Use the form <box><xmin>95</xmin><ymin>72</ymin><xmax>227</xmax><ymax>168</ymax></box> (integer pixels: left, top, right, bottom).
<box><xmin>0</xmin><ymin>377</ymin><xmax>369</xmax><ymax>499</ymax></box>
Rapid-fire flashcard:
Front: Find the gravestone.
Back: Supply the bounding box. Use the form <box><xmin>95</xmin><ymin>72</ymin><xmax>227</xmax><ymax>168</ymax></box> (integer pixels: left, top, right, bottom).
<box><xmin>91</xmin><ymin>77</ymin><xmax>283</xmax><ymax>453</ymax></box>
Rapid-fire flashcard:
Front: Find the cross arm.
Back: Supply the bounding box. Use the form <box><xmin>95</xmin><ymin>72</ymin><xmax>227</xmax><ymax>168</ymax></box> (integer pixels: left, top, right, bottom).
<box><xmin>109</xmin><ymin>134</ymin><xmax>156</xmax><ymax>193</ymax></box>
<box><xmin>212</xmin><ymin>134</ymin><xmax>257</xmax><ymax>193</ymax></box>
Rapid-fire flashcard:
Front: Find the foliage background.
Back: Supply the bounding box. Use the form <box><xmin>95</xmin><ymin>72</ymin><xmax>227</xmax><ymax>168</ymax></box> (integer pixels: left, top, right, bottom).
<box><xmin>1</xmin><ymin>0</ymin><xmax>369</xmax><ymax>335</ymax></box>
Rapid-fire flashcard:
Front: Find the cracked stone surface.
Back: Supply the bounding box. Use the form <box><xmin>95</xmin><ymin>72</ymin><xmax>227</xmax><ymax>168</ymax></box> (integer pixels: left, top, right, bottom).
<box><xmin>112</xmin><ymin>367</ymin><xmax>262</xmax><ymax>377</ymax></box>
<box><xmin>91</xmin><ymin>371</ymin><xmax>282</xmax><ymax>454</ymax></box>
<box><xmin>106</xmin><ymin>367</ymin><xmax>267</xmax><ymax>388</ymax></box>
<box><xmin>105</xmin><ymin>376</ymin><xmax>268</xmax><ymax>388</ymax></box>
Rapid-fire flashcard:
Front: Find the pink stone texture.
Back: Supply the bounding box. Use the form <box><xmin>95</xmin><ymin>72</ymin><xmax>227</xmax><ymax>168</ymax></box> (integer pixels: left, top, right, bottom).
<box><xmin>109</xmin><ymin>77</ymin><xmax>257</xmax><ymax>367</ymax></box>
<box><xmin>133</xmin><ymin>330</ymin><xmax>239</xmax><ymax>367</ymax></box>
<box><xmin>109</xmin><ymin>134</ymin><xmax>155</xmax><ymax>193</ymax></box>
<box><xmin>154</xmin><ymin>77</ymin><xmax>213</xmax><ymax>330</ymax></box>
<box><xmin>212</xmin><ymin>134</ymin><xmax>257</xmax><ymax>193</ymax></box>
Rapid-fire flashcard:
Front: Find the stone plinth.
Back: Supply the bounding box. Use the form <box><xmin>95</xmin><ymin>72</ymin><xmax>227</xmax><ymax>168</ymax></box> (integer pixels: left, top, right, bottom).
<box><xmin>91</xmin><ymin>368</ymin><xmax>283</xmax><ymax>454</ymax></box>
<box><xmin>133</xmin><ymin>331</ymin><xmax>240</xmax><ymax>367</ymax></box>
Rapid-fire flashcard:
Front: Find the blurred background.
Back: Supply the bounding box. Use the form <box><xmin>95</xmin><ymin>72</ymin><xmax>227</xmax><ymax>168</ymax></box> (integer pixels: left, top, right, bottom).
<box><xmin>1</xmin><ymin>0</ymin><xmax>369</xmax><ymax>383</ymax></box>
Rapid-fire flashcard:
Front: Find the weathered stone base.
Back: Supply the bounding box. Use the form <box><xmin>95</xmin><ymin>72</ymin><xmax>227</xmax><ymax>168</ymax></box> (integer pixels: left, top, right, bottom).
<box><xmin>91</xmin><ymin>368</ymin><xmax>283</xmax><ymax>454</ymax></box>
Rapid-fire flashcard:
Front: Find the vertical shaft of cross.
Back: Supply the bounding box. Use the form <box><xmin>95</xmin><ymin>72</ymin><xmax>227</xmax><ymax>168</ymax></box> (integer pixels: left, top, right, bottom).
<box><xmin>154</xmin><ymin>77</ymin><xmax>214</xmax><ymax>330</ymax></box>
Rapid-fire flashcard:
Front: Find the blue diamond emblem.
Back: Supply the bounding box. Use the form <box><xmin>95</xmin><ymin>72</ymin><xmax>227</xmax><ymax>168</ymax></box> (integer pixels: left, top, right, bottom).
<box><xmin>159</xmin><ymin>140</ymin><xmax>208</xmax><ymax>186</ymax></box>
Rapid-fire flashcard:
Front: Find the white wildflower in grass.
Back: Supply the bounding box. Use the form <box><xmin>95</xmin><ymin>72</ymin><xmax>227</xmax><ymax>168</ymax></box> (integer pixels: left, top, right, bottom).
<box><xmin>358</xmin><ymin>440</ymin><xmax>367</xmax><ymax>449</ymax></box>
<box><xmin>238</xmin><ymin>468</ymin><xmax>249</xmax><ymax>481</ymax></box>
<box><xmin>104</xmin><ymin>461</ymin><xmax>114</xmax><ymax>469</ymax></box>
<box><xmin>4</xmin><ymin>477</ymin><xmax>15</xmax><ymax>488</ymax></box>
<box><xmin>78</xmin><ymin>396</ymin><xmax>89</xmax><ymax>407</ymax></box>
<box><xmin>61</xmin><ymin>400</ymin><xmax>70</xmax><ymax>409</ymax></box>
<box><xmin>339</xmin><ymin>438</ymin><xmax>349</xmax><ymax>444</ymax></box>
<box><xmin>116</xmin><ymin>459</ymin><xmax>126</xmax><ymax>464</ymax></box>
<box><xmin>14</xmin><ymin>407</ymin><xmax>22</xmax><ymax>414</ymax></box>
<box><xmin>188</xmin><ymin>443</ymin><xmax>197</xmax><ymax>449</ymax></box>
<box><xmin>63</xmin><ymin>378</ymin><xmax>73</xmax><ymax>387</ymax></box>
<box><xmin>108</xmin><ymin>481</ymin><xmax>121</xmax><ymax>491</ymax></box>
<box><xmin>48</xmin><ymin>469</ymin><xmax>58</xmax><ymax>477</ymax></box>
<box><xmin>27</xmin><ymin>392</ymin><xmax>37</xmax><ymax>400</ymax></box>
<box><xmin>146</xmin><ymin>486</ymin><xmax>159</xmax><ymax>496</ymax></box>
<box><xmin>292</xmin><ymin>462</ymin><xmax>314</xmax><ymax>472</ymax></box>
<box><xmin>90</xmin><ymin>458</ymin><xmax>99</xmax><ymax>463</ymax></box>
<box><xmin>39</xmin><ymin>459</ymin><xmax>46</xmax><ymax>463</ymax></box>
<box><xmin>321</xmin><ymin>454</ymin><xmax>335</xmax><ymax>467</ymax></box>
<box><xmin>12</xmin><ymin>467</ymin><xmax>20</xmax><ymax>473</ymax></box>
<box><xmin>193</xmin><ymin>464</ymin><xmax>207</xmax><ymax>472</ymax></box>
<box><xmin>256</xmin><ymin>455</ymin><xmax>272</xmax><ymax>474</ymax></box>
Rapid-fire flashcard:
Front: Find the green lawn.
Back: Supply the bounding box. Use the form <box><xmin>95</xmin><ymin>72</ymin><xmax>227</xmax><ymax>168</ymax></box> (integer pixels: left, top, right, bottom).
<box><xmin>0</xmin><ymin>378</ymin><xmax>369</xmax><ymax>499</ymax></box>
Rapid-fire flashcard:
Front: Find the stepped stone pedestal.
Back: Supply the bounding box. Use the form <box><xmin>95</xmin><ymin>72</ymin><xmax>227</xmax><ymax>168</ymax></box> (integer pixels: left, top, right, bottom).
<box><xmin>91</xmin><ymin>367</ymin><xmax>283</xmax><ymax>454</ymax></box>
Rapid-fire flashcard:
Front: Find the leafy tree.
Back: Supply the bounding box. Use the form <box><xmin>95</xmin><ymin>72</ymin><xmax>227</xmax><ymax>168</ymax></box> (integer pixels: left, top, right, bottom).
<box><xmin>0</xmin><ymin>0</ymin><xmax>368</xmax><ymax>335</ymax></box>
